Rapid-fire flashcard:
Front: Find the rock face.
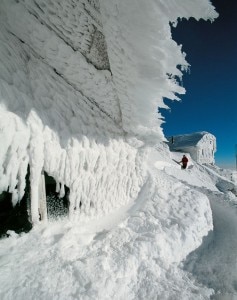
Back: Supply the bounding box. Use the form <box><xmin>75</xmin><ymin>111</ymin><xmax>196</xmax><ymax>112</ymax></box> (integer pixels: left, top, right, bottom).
<box><xmin>168</xmin><ymin>131</ymin><xmax>216</xmax><ymax>165</ymax></box>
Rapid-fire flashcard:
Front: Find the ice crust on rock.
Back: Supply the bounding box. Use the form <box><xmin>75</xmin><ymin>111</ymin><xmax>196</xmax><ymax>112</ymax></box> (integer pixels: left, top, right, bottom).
<box><xmin>0</xmin><ymin>0</ymin><xmax>217</xmax><ymax>222</ymax></box>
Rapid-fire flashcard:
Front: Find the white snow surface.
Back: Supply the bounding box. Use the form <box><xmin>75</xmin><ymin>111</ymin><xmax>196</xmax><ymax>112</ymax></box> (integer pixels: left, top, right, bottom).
<box><xmin>1</xmin><ymin>149</ymin><xmax>237</xmax><ymax>299</ymax></box>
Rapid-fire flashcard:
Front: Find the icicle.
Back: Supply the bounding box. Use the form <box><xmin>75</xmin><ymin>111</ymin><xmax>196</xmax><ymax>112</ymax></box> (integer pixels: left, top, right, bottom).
<box><xmin>59</xmin><ymin>183</ymin><xmax>65</xmax><ymax>198</ymax></box>
<box><xmin>30</xmin><ymin>179</ymin><xmax>40</xmax><ymax>224</ymax></box>
<box><xmin>38</xmin><ymin>171</ymin><xmax>47</xmax><ymax>222</ymax></box>
<box><xmin>56</xmin><ymin>181</ymin><xmax>60</xmax><ymax>193</ymax></box>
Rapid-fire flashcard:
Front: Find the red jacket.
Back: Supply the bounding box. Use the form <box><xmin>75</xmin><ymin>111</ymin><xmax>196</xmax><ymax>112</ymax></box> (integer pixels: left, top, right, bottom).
<box><xmin>182</xmin><ymin>156</ymin><xmax>188</xmax><ymax>164</ymax></box>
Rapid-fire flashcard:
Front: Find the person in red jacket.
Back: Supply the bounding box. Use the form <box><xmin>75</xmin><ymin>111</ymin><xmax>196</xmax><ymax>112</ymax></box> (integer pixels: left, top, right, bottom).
<box><xmin>180</xmin><ymin>155</ymin><xmax>188</xmax><ymax>169</ymax></box>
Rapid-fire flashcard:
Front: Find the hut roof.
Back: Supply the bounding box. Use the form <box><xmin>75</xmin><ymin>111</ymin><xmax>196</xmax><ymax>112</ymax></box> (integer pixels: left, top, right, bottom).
<box><xmin>168</xmin><ymin>131</ymin><xmax>212</xmax><ymax>149</ymax></box>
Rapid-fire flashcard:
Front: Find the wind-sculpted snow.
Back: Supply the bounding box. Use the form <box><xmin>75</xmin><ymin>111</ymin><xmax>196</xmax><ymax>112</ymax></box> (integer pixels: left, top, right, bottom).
<box><xmin>1</xmin><ymin>0</ymin><xmax>121</xmax><ymax>123</ymax></box>
<box><xmin>0</xmin><ymin>169</ymin><xmax>214</xmax><ymax>299</ymax></box>
<box><xmin>99</xmin><ymin>0</ymin><xmax>218</xmax><ymax>138</ymax></box>
<box><xmin>21</xmin><ymin>0</ymin><xmax>109</xmax><ymax>70</ymax></box>
<box><xmin>0</xmin><ymin>21</ymin><xmax>144</xmax><ymax>222</ymax></box>
<box><xmin>1</xmin><ymin>145</ymin><xmax>237</xmax><ymax>298</ymax></box>
<box><xmin>0</xmin><ymin>0</ymin><xmax>217</xmax><ymax>224</ymax></box>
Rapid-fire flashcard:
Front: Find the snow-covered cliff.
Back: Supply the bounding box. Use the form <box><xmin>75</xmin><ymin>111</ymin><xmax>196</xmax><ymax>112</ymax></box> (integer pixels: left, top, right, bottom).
<box><xmin>0</xmin><ymin>0</ymin><xmax>218</xmax><ymax>223</ymax></box>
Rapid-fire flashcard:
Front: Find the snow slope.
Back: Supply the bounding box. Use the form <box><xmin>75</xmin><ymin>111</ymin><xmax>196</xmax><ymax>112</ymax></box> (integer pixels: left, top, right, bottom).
<box><xmin>1</xmin><ymin>149</ymin><xmax>237</xmax><ymax>299</ymax></box>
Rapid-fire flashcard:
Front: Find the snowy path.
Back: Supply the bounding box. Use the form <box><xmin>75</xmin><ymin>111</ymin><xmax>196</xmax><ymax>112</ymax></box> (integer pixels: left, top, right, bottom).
<box><xmin>184</xmin><ymin>193</ymin><xmax>237</xmax><ymax>300</ymax></box>
<box><xmin>153</xmin><ymin>152</ymin><xmax>237</xmax><ymax>299</ymax></box>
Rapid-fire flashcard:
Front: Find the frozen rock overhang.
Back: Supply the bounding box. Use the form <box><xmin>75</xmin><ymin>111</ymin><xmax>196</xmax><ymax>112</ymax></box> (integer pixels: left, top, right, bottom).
<box><xmin>99</xmin><ymin>0</ymin><xmax>218</xmax><ymax>139</ymax></box>
<box><xmin>0</xmin><ymin>0</ymin><xmax>218</xmax><ymax>140</ymax></box>
<box><xmin>0</xmin><ymin>0</ymin><xmax>218</xmax><ymax>221</ymax></box>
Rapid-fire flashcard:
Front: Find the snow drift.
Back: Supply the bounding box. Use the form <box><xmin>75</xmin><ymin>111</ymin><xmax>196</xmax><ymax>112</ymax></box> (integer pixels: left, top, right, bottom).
<box><xmin>1</xmin><ymin>150</ymin><xmax>237</xmax><ymax>299</ymax></box>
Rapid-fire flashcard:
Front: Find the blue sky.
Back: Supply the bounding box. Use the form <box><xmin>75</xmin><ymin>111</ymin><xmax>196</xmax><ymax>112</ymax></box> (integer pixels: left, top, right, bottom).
<box><xmin>161</xmin><ymin>0</ymin><xmax>237</xmax><ymax>169</ymax></box>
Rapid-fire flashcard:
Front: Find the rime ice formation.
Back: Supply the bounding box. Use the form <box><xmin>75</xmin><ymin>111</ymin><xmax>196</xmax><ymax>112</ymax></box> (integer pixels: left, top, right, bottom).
<box><xmin>167</xmin><ymin>131</ymin><xmax>217</xmax><ymax>165</ymax></box>
<box><xmin>2</xmin><ymin>152</ymin><xmax>237</xmax><ymax>299</ymax></box>
<box><xmin>0</xmin><ymin>0</ymin><xmax>218</xmax><ymax>223</ymax></box>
